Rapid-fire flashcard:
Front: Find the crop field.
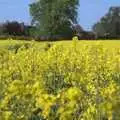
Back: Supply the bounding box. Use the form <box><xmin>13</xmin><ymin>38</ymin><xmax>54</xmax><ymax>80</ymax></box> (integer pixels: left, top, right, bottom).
<box><xmin>1</xmin><ymin>39</ymin><xmax>120</xmax><ymax>120</ymax></box>
<box><xmin>1</xmin><ymin>39</ymin><xmax>120</xmax><ymax>49</ymax></box>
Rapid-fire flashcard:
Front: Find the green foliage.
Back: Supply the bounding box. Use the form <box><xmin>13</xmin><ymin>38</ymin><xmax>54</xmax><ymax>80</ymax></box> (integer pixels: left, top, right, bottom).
<box><xmin>29</xmin><ymin>0</ymin><xmax>79</xmax><ymax>37</ymax></box>
<box><xmin>1</xmin><ymin>40</ymin><xmax>120</xmax><ymax>119</ymax></box>
<box><xmin>93</xmin><ymin>7</ymin><xmax>120</xmax><ymax>38</ymax></box>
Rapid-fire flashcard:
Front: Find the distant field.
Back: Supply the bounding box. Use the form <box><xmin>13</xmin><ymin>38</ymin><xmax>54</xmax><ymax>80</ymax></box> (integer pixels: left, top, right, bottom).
<box><xmin>58</xmin><ymin>40</ymin><xmax>120</xmax><ymax>49</ymax></box>
<box><xmin>1</xmin><ymin>39</ymin><xmax>120</xmax><ymax>49</ymax></box>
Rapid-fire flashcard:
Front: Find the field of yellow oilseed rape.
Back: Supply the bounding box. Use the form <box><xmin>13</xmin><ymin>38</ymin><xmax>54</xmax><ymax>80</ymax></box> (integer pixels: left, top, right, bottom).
<box><xmin>0</xmin><ymin>38</ymin><xmax>120</xmax><ymax>120</ymax></box>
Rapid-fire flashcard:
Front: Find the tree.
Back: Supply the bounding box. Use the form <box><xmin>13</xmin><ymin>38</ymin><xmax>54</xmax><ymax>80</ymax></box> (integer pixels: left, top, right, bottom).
<box><xmin>29</xmin><ymin>0</ymin><xmax>79</xmax><ymax>38</ymax></box>
<box><xmin>5</xmin><ymin>21</ymin><xmax>24</xmax><ymax>36</ymax></box>
<box><xmin>0</xmin><ymin>21</ymin><xmax>35</xmax><ymax>37</ymax></box>
<box><xmin>93</xmin><ymin>7</ymin><xmax>120</xmax><ymax>38</ymax></box>
<box><xmin>0</xmin><ymin>21</ymin><xmax>25</xmax><ymax>36</ymax></box>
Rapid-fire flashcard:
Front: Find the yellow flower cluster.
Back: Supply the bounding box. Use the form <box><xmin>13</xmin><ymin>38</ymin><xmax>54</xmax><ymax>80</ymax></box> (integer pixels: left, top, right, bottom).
<box><xmin>0</xmin><ymin>40</ymin><xmax>120</xmax><ymax>120</ymax></box>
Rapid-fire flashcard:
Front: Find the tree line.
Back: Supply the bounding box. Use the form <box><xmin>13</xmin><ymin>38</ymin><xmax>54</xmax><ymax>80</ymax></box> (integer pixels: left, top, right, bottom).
<box><xmin>0</xmin><ymin>0</ymin><xmax>120</xmax><ymax>40</ymax></box>
<box><xmin>0</xmin><ymin>21</ymin><xmax>35</xmax><ymax>36</ymax></box>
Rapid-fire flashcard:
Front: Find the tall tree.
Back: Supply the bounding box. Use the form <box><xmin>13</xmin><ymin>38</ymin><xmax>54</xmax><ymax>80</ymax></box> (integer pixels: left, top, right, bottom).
<box><xmin>93</xmin><ymin>7</ymin><xmax>120</xmax><ymax>38</ymax></box>
<box><xmin>29</xmin><ymin>0</ymin><xmax>79</xmax><ymax>38</ymax></box>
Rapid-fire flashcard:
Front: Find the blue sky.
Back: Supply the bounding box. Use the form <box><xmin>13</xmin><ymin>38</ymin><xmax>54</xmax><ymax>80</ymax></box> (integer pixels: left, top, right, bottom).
<box><xmin>79</xmin><ymin>0</ymin><xmax>120</xmax><ymax>30</ymax></box>
<box><xmin>0</xmin><ymin>0</ymin><xmax>120</xmax><ymax>30</ymax></box>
